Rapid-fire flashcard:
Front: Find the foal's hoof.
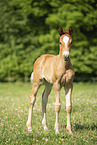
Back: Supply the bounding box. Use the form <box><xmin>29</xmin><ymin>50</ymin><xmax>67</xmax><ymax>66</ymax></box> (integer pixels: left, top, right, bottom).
<box><xmin>69</xmin><ymin>131</ymin><xmax>73</xmax><ymax>135</ymax></box>
<box><xmin>26</xmin><ymin>122</ymin><xmax>32</xmax><ymax>132</ymax></box>
<box><xmin>66</xmin><ymin>126</ymin><xmax>73</xmax><ymax>135</ymax></box>
<box><xmin>44</xmin><ymin>126</ymin><xmax>48</xmax><ymax>131</ymax></box>
<box><xmin>55</xmin><ymin>129</ymin><xmax>60</xmax><ymax>135</ymax></box>
<box><xmin>28</xmin><ymin>127</ymin><xmax>32</xmax><ymax>132</ymax></box>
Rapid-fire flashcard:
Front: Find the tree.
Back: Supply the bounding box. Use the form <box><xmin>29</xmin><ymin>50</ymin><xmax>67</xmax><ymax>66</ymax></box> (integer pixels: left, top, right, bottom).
<box><xmin>0</xmin><ymin>0</ymin><xmax>97</xmax><ymax>81</ymax></box>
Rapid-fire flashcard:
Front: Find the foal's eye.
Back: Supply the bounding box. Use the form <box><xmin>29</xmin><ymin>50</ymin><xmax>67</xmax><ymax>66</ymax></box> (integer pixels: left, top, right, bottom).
<box><xmin>59</xmin><ymin>42</ymin><xmax>61</xmax><ymax>45</ymax></box>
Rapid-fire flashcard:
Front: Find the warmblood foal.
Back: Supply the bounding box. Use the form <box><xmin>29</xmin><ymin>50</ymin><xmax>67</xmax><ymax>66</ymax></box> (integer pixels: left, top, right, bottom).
<box><xmin>27</xmin><ymin>26</ymin><xmax>75</xmax><ymax>134</ymax></box>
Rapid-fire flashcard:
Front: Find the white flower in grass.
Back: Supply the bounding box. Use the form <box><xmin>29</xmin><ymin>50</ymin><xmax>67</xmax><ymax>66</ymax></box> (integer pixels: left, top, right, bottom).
<box><xmin>45</xmin><ymin>138</ymin><xmax>48</xmax><ymax>142</ymax></box>
<box><xmin>61</xmin><ymin>138</ymin><xmax>64</xmax><ymax>141</ymax></box>
<box><xmin>16</xmin><ymin>125</ymin><xmax>18</xmax><ymax>126</ymax></box>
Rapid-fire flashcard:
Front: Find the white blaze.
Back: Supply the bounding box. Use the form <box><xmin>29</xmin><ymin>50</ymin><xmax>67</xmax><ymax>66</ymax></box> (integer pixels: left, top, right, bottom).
<box><xmin>63</xmin><ymin>36</ymin><xmax>69</xmax><ymax>47</ymax></box>
<box><xmin>63</xmin><ymin>51</ymin><xmax>70</xmax><ymax>56</ymax></box>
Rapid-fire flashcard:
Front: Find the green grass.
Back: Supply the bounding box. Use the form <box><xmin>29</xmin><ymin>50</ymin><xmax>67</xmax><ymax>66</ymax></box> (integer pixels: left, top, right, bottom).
<box><xmin>0</xmin><ymin>82</ymin><xmax>97</xmax><ymax>145</ymax></box>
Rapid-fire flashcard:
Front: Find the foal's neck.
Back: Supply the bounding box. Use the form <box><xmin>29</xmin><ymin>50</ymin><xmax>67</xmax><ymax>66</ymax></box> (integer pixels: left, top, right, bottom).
<box><xmin>56</xmin><ymin>54</ymin><xmax>70</xmax><ymax>72</ymax></box>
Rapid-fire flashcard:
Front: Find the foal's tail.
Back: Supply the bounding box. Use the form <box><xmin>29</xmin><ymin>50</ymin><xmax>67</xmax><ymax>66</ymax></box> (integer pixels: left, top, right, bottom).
<box><xmin>30</xmin><ymin>72</ymin><xmax>33</xmax><ymax>83</ymax></box>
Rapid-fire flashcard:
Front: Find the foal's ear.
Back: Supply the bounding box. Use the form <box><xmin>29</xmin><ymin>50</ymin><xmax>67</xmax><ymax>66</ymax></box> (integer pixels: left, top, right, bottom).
<box><xmin>68</xmin><ymin>26</ymin><xmax>73</xmax><ymax>36</ymax></box>
<box><xmin>58</xmin><ymin>26</ymin><xmax>63</xmax><ymax>36</ymax></box>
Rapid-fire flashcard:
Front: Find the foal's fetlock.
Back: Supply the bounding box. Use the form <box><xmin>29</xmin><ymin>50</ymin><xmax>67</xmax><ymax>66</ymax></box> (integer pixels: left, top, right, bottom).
<box><xmin>55</xmin><ymin>103</ymin><xmax>61</xmax><ymax>112</ymax></box>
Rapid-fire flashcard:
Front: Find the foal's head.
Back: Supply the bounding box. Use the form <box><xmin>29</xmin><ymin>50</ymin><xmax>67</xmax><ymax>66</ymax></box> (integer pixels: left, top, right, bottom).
<box><xmin>58</xmin><ymin>26</ymin><xmax>73</xmax><ymax>61</ymax></box>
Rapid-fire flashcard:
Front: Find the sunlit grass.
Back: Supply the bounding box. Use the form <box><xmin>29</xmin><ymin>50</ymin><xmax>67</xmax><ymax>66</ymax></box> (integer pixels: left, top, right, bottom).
<box><xmin>0</xmin><ymin>82</ymin><xmax>97</xmax><ymax>144</ymax></box>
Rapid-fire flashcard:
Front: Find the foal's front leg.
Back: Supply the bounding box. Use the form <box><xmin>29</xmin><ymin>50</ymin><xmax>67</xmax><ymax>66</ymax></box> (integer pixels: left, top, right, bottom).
<box><xmin>53</xmin><ymin>83</ymin><xmax>61</xmax><ymax>134</ymax></box>
<box><xmin>65</xmin><ymin>84</ymin><xmax>73</xmax><ymax>134</ymax></box>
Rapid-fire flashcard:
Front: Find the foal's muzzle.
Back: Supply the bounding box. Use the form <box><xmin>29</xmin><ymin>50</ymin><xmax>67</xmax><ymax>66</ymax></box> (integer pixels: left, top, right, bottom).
<box><xmin>63</xmin><ymin>51</ymin><xmax>70</xmax><ymax>61</ymax></box>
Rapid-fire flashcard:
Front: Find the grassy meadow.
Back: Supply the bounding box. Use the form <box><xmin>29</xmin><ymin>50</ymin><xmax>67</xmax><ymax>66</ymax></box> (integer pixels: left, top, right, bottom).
<box><xmin>0</xmin><ymin>82</ymin><xmax>97</xmax><ymax>145</ymax></box>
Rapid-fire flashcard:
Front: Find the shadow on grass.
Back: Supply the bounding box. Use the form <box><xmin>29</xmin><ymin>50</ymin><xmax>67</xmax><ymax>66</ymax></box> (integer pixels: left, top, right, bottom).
<box><xmin>73</xmin><ymin>123</ymin><xmax>97</xmax><ymax>131</ymax></box>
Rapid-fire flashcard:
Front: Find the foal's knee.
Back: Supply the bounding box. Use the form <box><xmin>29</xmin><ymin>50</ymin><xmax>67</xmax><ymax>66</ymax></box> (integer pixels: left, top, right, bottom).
<box><xmin>66</xmin><ymin>105</ymin><xmax>72</xmax><ymax>113</ymax></box>
<box><xmin>55</xmin><ymin>103</ymin><xmax>61</xmax><ymax>112</ymax></box>
<box><xmin>66</xmin><ymin>70</ymin><xmax>75</xmax><ymax>83</ymax></box>
<box><xmin>29</xmin><ymin>95</ymin><xmax>36</xmax><ymax>106</ymax></box>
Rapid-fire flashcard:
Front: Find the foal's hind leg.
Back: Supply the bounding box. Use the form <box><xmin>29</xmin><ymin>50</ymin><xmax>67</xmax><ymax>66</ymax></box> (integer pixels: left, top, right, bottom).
<box><xmin>42</xmin><ymin>82</ymin><xmax>52</xmax><ymax>130</ymax></box>
<box><xmin>26</xmin><ymin>82</ymin><xmax>39</xmax><ymax>132</ymax></box>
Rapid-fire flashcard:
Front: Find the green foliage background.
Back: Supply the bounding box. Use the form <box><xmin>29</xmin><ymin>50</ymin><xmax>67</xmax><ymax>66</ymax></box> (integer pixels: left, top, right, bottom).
<box><xmin>0</xmin><ymin>0</ymin><xmax>97</xmax><ymax>81</ymax></box>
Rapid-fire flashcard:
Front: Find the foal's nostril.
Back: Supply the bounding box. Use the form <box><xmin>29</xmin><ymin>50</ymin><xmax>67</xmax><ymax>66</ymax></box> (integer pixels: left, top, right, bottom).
<box><xmin>63</xmin><ymin>51</ymin><xmax>70</xmax><ymax>61</ymax></box>
<box><xmin>63</xmin><ymin>55</ymin><xmax>69</xmax><ymax>61</ymax></box>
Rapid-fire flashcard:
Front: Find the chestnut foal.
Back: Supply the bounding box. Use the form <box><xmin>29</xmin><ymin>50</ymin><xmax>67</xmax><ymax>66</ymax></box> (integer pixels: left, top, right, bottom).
<box><xmin>27</xmin><ymin>26</ymin><xmax>75</xmax><ymax>134</ymax></box>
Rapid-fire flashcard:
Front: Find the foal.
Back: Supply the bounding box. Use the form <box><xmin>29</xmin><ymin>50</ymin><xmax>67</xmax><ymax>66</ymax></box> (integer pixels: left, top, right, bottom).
<box><xmin>27</xmin><ymin>26</ymin><xmax>75</xmax><ymax>134</ymax></box>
